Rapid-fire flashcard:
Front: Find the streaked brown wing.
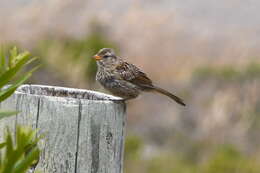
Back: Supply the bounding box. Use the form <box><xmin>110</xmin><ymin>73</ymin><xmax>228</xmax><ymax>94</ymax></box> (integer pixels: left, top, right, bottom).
<box><xmin>115</xmin><ymin>62</ymin><xmax>153</xmax><ymax>87</ymax></box>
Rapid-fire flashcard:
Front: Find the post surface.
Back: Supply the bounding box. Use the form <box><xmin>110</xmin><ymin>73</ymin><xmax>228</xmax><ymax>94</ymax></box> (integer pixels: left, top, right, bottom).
<box><xmin>0</xmin><ymin>85</ymin><xmax>126</xmax><ymax>173</ymax></box>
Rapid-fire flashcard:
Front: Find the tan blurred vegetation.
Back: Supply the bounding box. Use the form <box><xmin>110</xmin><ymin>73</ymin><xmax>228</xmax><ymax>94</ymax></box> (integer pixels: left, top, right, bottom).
<box><xmin>1</xmin><ymin>0</ymin><xmax>260</xmax><ymax>172</ymax></box>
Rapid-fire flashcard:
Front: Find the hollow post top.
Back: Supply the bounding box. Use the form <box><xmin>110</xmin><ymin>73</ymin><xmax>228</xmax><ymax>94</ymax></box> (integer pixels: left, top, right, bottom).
<box><xmin>15</xmin><ymin>84</ymin><xmax>124</xmax><ymax>104</ymax></box>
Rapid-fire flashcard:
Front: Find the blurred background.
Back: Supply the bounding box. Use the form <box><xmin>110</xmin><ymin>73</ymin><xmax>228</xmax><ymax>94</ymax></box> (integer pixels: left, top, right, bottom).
<box><xmin>1</xmin><ymin>0</ymin><xmax>260</xmax><ymax>172</ymax></box>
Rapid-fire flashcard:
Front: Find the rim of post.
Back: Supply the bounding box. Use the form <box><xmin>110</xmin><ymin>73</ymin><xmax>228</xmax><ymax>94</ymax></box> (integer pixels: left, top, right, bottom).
<box><xmin>15</xmin><ymin>84</ymin><xmax>124</xmax><ymax>104</ymax></box>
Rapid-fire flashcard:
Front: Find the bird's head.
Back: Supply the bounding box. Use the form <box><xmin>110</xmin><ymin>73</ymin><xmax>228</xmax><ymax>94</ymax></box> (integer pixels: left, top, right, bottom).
<box><xmin>93</xmin><ymin>48</ymin><xmax>119</xmax><ymax>68</ymax></box>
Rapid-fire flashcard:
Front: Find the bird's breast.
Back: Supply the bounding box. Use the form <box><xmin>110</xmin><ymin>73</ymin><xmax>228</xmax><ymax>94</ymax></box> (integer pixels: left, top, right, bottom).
<box><xmin>96</xmin><ymin>69</ymin><xmax>114</xmax><ymax>83</ymax></box>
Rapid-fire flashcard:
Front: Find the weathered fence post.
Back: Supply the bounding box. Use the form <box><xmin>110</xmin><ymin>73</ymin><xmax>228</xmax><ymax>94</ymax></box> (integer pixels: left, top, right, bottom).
<box><xmin>0</xmin><ymin>85</ymin><xmax>126</xmax><ymax>173</ymax></box>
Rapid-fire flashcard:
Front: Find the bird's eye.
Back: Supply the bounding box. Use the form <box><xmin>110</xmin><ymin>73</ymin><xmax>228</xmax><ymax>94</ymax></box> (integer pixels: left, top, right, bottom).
<box><xmin>103</xmin><ymin>55</ymin><xmax>109</xmax><ymax>58</ymax></box>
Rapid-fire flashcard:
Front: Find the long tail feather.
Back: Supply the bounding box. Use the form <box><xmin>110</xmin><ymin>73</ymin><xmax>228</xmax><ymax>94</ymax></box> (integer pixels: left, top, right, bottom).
<box><xmin>152</xmin><ymin>86</ymin><xmax>186</xmax><ymax>106</ymax></box>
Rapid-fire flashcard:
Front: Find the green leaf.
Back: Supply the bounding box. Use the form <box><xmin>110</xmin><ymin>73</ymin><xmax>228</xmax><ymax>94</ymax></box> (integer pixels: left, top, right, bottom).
<box><xmin>9</xmin><ymin>47</ymin><xmax>18</xmax><ymax>68</ymax></box>
<box><xmin>0</xmin><ymin>71</ymin><xmax>32</xmax><ymax>102</ymax></box>
<box><xmin>0</xmin><ymin>142</ymin><xmax>6</xmax><ymax>149</ymax></box>
<box><xmin>0</xmin><ymin>46</ymin><xmax>41</xmax><ymax>173</ymax></box>
<box><xmin>0</xmin><ymin>51</ymin><xmax>32</xmax><ymax>89</ymax></box>
<box><xmin>0</xmin><ymin>46</ymin><xmax>6</xmax><ymax>74</ymax></box>
<box><xmin>1</xmin><ymin>126</ymin><xmax>41</xmax><ymax>173</ymax></box>
<box><xmin>0</xmin><ymin>110</ymin><xmax>18</xmax><ymax>120</ymax></box>
<box><xmin>13</xmin><ymin>147</ymin><xmax>40</xmax><ymax>173</ymax></box>
<box><xmin>10</xmin><ymin>47</ymin><xmax>18</xmax><ymax>58</ymax></box>
<box><xmin>3</xmin><ymin>128</ymin><xmax>15</xmax><ymax>173</ymax></box>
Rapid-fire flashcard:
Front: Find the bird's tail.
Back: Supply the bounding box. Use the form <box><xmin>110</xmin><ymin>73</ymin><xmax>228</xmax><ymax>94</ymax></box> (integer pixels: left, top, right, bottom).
<box><xmin>152</xmin><ymin>86</ymin><xmax>186</xmax><ymax>106</ymax></box>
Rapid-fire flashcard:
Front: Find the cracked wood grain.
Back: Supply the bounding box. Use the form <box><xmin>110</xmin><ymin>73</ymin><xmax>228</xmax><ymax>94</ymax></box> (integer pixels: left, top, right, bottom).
<box><xmin>0</xmin><ymin>85</ymin><xmax>126</xmax><ymax>173</ymax></box>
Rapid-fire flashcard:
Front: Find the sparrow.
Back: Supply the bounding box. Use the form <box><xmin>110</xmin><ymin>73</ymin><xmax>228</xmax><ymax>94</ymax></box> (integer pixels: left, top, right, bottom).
<box><xmin>92</xmin><ymin>48</ymin><xmax>185</xmax><ymax>106</ymax></box>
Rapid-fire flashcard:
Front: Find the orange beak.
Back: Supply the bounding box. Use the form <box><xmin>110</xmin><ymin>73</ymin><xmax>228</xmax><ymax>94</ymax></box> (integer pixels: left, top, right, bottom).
<box><xmin>93</xmin><ymin>55</ymin><xmax>102</xmax><ymax>60</ymax></box>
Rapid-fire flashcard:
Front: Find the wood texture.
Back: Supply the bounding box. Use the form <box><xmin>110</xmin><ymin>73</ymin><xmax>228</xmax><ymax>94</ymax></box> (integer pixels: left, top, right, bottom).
<box><xmin>0</xmin><ymin>85</ymin><xmax>126</xmax><ymax>173</ymax></box>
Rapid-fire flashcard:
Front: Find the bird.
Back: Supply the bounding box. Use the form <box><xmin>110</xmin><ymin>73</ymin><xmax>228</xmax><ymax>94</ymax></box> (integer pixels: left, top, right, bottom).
<box><xmin>92</xmin><ymin>48</ymin><xmax>185</xmax><ymax>106</ymax></box>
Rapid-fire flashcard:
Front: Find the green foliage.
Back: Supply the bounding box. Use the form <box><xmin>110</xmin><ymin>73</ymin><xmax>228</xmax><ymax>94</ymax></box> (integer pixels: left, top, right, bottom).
<box><xmin>201</xmin><ymin>145</ymin><xmax>260</xmax><ymax>173</ymax></box>
<box><xmin>0</xmin><ymin>126</ymin><xmax>40</xmax><ymax>173</ymax></box>
<box><xmin>0</xmin><ymin>46</ymin><xmax>39</xmax><ymax>105</ymax></box>
<box><xmin>147</xmin><ymin>153</ymin><xmax>197</xmax><ymax>173</ymax></box>
<box><xmin>193</xmin><ymin>65</ymin><xmax>239</xmax><ymax>81</ymax></box>
<box><xmin>244</xmin><ymin>62</ymin><xmax>260</xmax><ymax>79</ymax></box>
<box><xmin>0</xmin><ymin>46</ymin><xmax>41</xmax><ymax>172</ymax></box>
<box><xmin>124</xmin><ymin>135</ymin><xmax>143</xmax><ymax>161</ymax></box>
<box><xmin>125</xmin><ymin>141</ymin><xmax>260</xmax><ymax>173</ymax></box>
<box><xmin>32</xmin><ymin>26</ymin><xmax>118</xmax><ymax>86</ymax></box>
<box><xmin>0</xmin><ymin>111</ymin><xmax>19</xmax><ymax>121</ymax></box>
<box><xmin>193</xmin><ymin>62</ymin><xmax>260</xmax><ymax>82</ymax></box>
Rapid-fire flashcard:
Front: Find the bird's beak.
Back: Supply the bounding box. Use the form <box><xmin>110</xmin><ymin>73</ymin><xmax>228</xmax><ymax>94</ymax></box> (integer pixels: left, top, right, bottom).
<box><xmin>93</xmin><ymin>55</ymin><xmax>102</xmax><ymax>61</ymax></box>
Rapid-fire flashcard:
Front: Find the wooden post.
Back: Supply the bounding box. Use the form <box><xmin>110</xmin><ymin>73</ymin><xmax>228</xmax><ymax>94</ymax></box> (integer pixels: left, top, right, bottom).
<box><xmin>0</xmin><ymin>85</ymin><xmax>126</xmax><ymax>173</ymax></box>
